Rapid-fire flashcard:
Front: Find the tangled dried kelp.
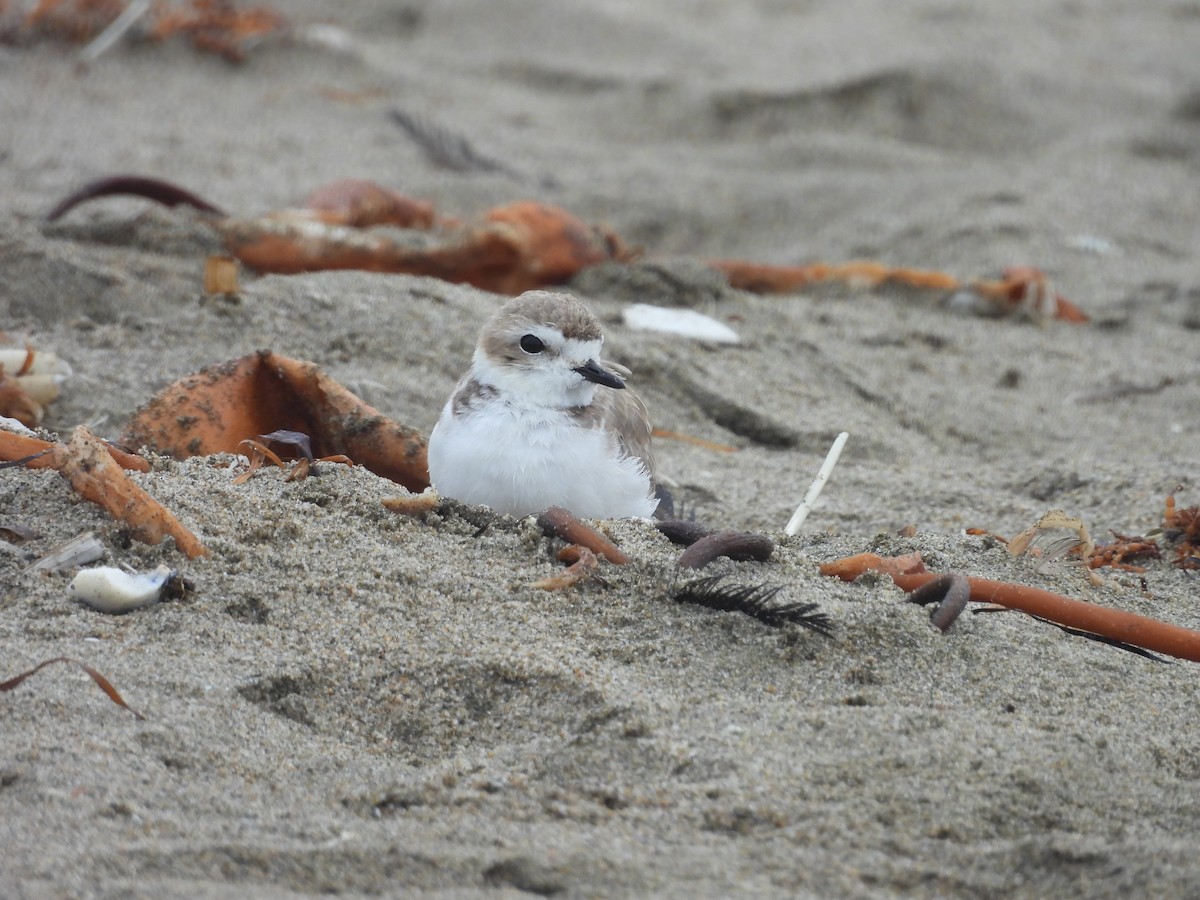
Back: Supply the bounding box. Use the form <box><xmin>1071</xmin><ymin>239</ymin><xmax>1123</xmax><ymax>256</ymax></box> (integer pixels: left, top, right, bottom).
<box><xmin>46</xmin><ymin>175</ymin><xmax>1089</xmax><ymax>321</ymax></box>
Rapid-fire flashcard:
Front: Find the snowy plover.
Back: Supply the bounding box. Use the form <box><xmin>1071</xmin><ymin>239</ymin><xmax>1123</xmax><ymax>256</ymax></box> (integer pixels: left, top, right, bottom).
<box><xmin>427</xmin><ymin>290</ymin><xmax>658</xmax><ymax>519</ymax></box>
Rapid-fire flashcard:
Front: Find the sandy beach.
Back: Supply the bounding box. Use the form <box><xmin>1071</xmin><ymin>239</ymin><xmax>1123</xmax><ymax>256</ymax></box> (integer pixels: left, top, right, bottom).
<box><xmin>3</xmin><ymin>1</ymin><xmax>1200</xmax><ymax>896</ymax></box>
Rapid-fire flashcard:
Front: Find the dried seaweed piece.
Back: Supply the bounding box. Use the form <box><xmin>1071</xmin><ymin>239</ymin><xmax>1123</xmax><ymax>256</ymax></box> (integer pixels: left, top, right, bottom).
<box><xmin>0</xmin><ymin>656</ymin><xmax>143</xmax><ymax>719</ymax></box>
<box><xmin>45</xmin><ymin>174</ymin><xmax>226</xmax><ymax>222</ymax></box>
<box><xmin>0</xmin><ymin>427</ymin><xmax>150</xmax><ymax>473</ymax></box>
<box><xmin>303</xmin><ymin>179</ymin><xmax>436</xmax><ymax>229</ymax></box>
<box><xmin>123</xmin><ymin>351</ymin><xmax>429</xmax><ymax>492</ymax></box>
<box><xmin>656</xmin><ymin>519</ymin><xmax>714</xmax><ymax>547</ymax></box>
<box><xmin>1163</xmin><ymin>492</ymin><xmax>1200</xmax><ymax>570</ymax></box>
<box><xmin>531</xmin><ymin>544</ymin><xmax>599</xmax><ymax>591</ymax></box>
<box><xmin>710</xmin><ymin>259</ymin><xmax>1089</xmax><ymax>323</ymax></box>
<box><xmin>676</xmin><ymin>531</ymin><xmax>773</xmax><ymax>569</ymax></box>
<box><xmin>54</xmin><ymin>426</ymin><xmax>206</xmax><ymax>558</ymax></box>
<box><xmin>907</xmin><ymin>572</ymin><xmax>971</xmax><ymax>632</ymax></box>
<box><xmin>674</xmin><ymin>575</ymin><xmax>833</xmax><ymax>635</ymax></box>
<box><xmin>536</xmin><ymin>506</ymin><xmax>630</xmax><ymax>565</ymax></box>
<box><xmin>381</xmin><ymin>488</ymin><xmax>440</xmax><ymax>516</ymax></box>
<box><xmin>820</xmin><ymin>552</ymin><xmax>1200</xmax><ymax>662</ymax></box>
<box><xmin>148</xmin><ymin>0</ymin><xmax>288</xmax><ymax>63</ymax></box>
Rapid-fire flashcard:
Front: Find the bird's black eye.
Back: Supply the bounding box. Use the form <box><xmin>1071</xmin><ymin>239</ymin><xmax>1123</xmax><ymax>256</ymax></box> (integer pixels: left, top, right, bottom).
<box><xmin>519</xmin><ymin>334</ymin><xmax>545</xmax><ymax>354</ymax></box>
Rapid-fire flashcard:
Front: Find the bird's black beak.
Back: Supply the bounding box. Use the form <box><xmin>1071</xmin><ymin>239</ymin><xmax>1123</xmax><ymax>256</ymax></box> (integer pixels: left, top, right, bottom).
<box><xmin>574</xmin><ymin>359</ymin><xmax>625</xmax><ymax>390</ymax></box>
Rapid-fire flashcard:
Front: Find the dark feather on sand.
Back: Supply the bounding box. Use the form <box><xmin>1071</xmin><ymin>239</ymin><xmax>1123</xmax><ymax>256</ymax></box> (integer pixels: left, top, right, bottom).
<box><xmin>674</xmin><ymin>575</ymin><xmax>833</xmax><ymax>636</ymax></box>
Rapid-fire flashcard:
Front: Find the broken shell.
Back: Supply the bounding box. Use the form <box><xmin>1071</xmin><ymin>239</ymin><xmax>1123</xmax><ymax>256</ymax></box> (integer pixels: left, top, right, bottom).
<box><xmin>70</xmin><ymin>565</ymin><xmax>172</xmax><ymax>614</ymax></box>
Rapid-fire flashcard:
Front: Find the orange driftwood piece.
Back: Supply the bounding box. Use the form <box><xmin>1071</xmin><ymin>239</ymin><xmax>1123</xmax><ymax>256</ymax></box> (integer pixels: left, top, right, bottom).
<box><xmin>123</xmin><ymin>350</ymin><xmax>429</xmax><ymax>492</ymax></box>
<box><xmin>2</xmin><ymin>426</ymin><xmax>204</xmax><ymax>558</ymax></box>
<box><xmin>820</xmin><ymin>552</ymin><xmax>1200</xmax><ymax>662</ymax></box>
<box><xmin>710</xmin><ymin>259</ymin><xmax>1089</xmax><ymax>323</ymax></box>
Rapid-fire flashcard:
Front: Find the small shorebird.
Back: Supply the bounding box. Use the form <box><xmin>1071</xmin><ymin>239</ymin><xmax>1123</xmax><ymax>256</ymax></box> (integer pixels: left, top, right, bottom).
<box><xmin>427</xmin><ymin>290</ymin><xmax>658</xmax><ymax>519</ymax></box>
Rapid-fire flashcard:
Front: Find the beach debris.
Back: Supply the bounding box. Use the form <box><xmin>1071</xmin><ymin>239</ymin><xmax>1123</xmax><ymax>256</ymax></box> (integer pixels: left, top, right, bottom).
<box><xmin>1086</xmin><ymin>532</ymin><xmax>1162</xmax><ymax>572</ymax></box>
<box><xmin>21</xmin><ymin>0</ymin><xmax>289</xmax><ymax>63</ymax></box>
<box><xmin>77</xmin><ymin>0</ymin><xmax>148</xmax><ymax>63</ymax></box>
<box><xmin>650</xmin><ymin>428</ymin><xmax>739</xmax><ymax>454</ymax></box>
<box><xmin>0</xmin><ymin>656</ymin><xmax>143</xmax><ymax>719</ymax></box>
<box><xmin>231</xmin><ymin>429</ymin><xmax>352</xmax><ymax>485</ymax></box>
<box><xmin>45</xmin><ymin>175</ymin><xmax>1087</xmax><ymax>320</ymax></box>
<box><xmin>531</xmin><ymin>544</ymin><xmax>599</xmax><ymax>591</ymax></box>
<box><xmin>381</xmin><ymin>488</ymin><xmax>441</xmax><ymax>517</ymax></box>
<box><xmin>784</xmin><ymin>431</ymin><xmax>849</xmax><ymax>536</ymax></box>
<box><xmin>389</xmin><ymin>109</ymin><xmax>537</xmax><ymax>184</ymax></box>
<box><xmin>1007</xmin><ymin>508</ymin><xmax>1096</xmax><ymax>563</ymax></box>
<box><xmin>0</xmin><ymin>346</ymin><xmax>72</xmax><ymax>428</ymax></box>
<box><xmin>0</xmin><ymin>424</ymin><xmax>148</xmax><ymax>472</ymax></box>
<box><xmin>45</xmin><ymin>174</ymin><xmax>226</xmax><ymax>221</ymax></box>
<box><xmin>905</xmin><ymin>572</ymin><xmax>972</xmax><ymax>632</ymax></box>
<box><xmin>69</xmin><ymin>564</ymin><xmax>173</xmax><ymax>613</ymax></box>
<box><xmin>61</xmin><ymin>427</ymin><xmax>206</xmax><ymax>557</ymax></box>
<box><xmin>3</xmin><ymin>426</ymin><xmax>204</xmax><ymax>558</ymax></box>
<box><xmin>676</xmin><ymin>531</ymin><xmax>774</xmax><ymax>569</ymax></box>
<box><xmin>674</xmin><ymin>575</ymin><xmax>833</xmax><ymax>635</ymax></box>
<box><xmin>622</xmin><ymin>304</ymin><xmax>740</xmax><ymax>344</ymax></box>
<box><xmin>536</xmin><ymin>506</ymin><xmax>630</xmax><ymax>565</ymax></box>
<box><xmin>657</xmin><ymin>518</ymin><xmax>718</xmax><ymax>547</ymax></box>
<box><xmin>0</xmin><ymin>522</ymin><xmax>40</xmax><ymax>545</ymax></box>
<box><xmin>820</xmin><ymin>551</ymin><xmax>1200</xmax><ymax>662</ymax></box>
<box><xmin>47</xmin><ymin>175</ymin><xmax>631</xmax><ymax>295</ymax></box>
<box><xmin>1163</xmin><ymin>491</ymin><xmax>1200</xmax><ymax>570</ymax></box>
<box><xmin>302</xmin><ymin>179</ymin><xmax>437</xmax><ymax>229</ymax></box>
<box><xmin>25</xmin><ymin>531</ymin><xmax>106</xmax><ymax>573</ymax></box>
<box><xmin>711</xmin><ymin>259</ymin><xmax>1088</xmax><ymax>323</ymax></box>
<box><xmin>122</xmin><ymin>350</ymin><xmax>429</xmax><ymax>492</ymax></box>
<box><xmin>971</xmin><ymin>509</ymin><xmax>1162</xmax><ymax>574</ymax></box>
<box><xmin>1</xmin><ymin>416</ymin><xmax>36</xmax><ymax>436</ymax></box>
<box><xmin>203</xmin><ymin>254</ymin><xmax>239</xmax><ymax>295</ymax></box>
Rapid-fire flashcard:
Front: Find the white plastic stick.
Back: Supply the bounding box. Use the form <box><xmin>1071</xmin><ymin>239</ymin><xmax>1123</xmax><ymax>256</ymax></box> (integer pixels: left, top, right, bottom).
<box><xmin>785</xmin><ymin>431</ymin><xmax>849</xmax><ymax>536</ymax></box>
<box><xmin>80</xmin><ymin>0</ymin><xmax>151</xmax><ymax>65</ymax></box>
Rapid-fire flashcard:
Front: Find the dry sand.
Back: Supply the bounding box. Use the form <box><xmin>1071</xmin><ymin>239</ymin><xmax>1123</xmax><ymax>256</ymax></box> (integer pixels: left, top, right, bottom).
<box><xmin>3</xmin><ymin>1</ymin><xmax>1200</xmax><ymax>897</ymax></box>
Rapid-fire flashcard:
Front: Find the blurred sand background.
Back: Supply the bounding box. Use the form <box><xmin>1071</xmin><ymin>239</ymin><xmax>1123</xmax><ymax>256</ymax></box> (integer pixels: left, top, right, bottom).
<box><xmin>3</xmin><ymin>1</ymin><xmax>1200</xmax><ymax>896</ymax></box>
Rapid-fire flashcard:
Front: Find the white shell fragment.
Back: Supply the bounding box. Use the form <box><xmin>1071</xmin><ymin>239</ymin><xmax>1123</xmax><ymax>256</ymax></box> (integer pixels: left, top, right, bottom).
<box><xmin>70</xmin><ymin>565</ymin><xmax>172</xmax><ymax>614</ymax></box>
<box><xmin>1</xmin><ymin>415</ymin><xmax>35</xmax><ymax>435</ymax></box>
<box><xmin>622</xmin><ymin>304</ymin><xmax>740</xmax><ymax>344</ymax></box>
<box><xmin>0</xmin><ymin>348</ymin><xmax>73</xmax><ymax>405</ymax></box>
